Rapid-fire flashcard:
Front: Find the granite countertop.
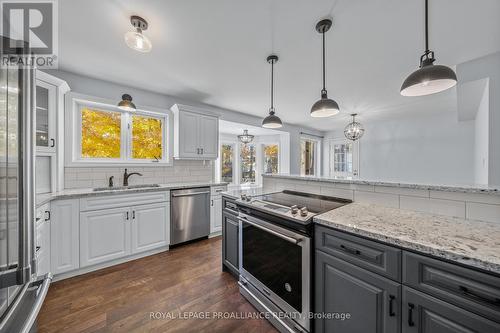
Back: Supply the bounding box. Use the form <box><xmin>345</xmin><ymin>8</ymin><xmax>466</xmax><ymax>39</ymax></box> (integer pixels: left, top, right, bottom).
<box><xmin>263</xmin><ymin>174</ymin><xmax>500</xmax><ymax>195</ymax></box>
<box><xmin>221</xmin><ymin>187</ymin><xmax>277</xmax><ymax>199</ymax></box>
<box><xmin>36</xmin><ymin>182</ymin><xmax>228</xmax><ymax>207</ymax></box>
<box><xmin>314</xmin><ymin>202</ymin><xmax>500</xmax><ymax>274</ymax></box>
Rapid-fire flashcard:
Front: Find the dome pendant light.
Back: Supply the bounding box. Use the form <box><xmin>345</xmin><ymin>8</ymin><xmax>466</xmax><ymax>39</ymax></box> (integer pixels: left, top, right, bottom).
<box><xmin>311</xmin><ymin>18</ymin><xmax>340</xmax><ymax>118</ymax></box>
<box><xmin>262</xmin><ymin>55</ymin><xmax>283</xmax><ymax>129</ymax></box>
<box><xmin>344</xmin><ymin>114</ymin><xmax>365</xmax><ymax>141</ymax></box>
<box><xmin>117</xmin><ymin>94</ymin><xmax>137</xmax><ymax>111</ymax></box>
<box><xmin>124</xmin><ymin>16</ymin><xmax>152</xmax><ymax>53</ymax></box>
<box><xmin>400</xmin><ymin>0</ymin><xmax>457</xmax><ymax>96</ymax></box>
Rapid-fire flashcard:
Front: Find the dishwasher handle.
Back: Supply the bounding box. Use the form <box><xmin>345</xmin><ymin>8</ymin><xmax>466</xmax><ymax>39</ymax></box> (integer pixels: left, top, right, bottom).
<box><xmin>171</xmin><ymin>191</ymin><xmax>210</xmax><ymax>198</ymax></box>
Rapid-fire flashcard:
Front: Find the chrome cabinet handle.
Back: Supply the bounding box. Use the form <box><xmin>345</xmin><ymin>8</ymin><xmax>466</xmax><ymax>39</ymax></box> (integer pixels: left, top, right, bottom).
<box><xmin>172</xmin><ymin>191</ymin><xmax>210</xmax><ymax>197</ymax></box>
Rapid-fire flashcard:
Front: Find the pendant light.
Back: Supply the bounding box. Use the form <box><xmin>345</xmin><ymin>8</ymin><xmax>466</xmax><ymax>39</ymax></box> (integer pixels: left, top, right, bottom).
<box><xmin>344</xmin><ymin>114</ymin><xmax>365</xmax><ymax>141</ymax></box>
<box><xmin>124</xmin><ymin>16</ymin><xmax>152</xmax><ymax>53</ymax></box>
<box><xmin>238</xmin><ymin>129</ymin><xmax>254</xmax><ymax>144</ymax></box>
<box><xmin>311</xmin><ymin>18</ymin><xmax>340</xmax><ymax>118</ymax></box>
<box><xmin>117</xmin><ymin>94</ymin><xmax>136</xmax><ymax>111</ymax></box>
<box><xmin>400</xmin><ymin>0</ymin><xmax>457</xmax><ymax>96</ymax></box>
<box><xmin>262</xmin><ymin>55</ymin><xmax>283</xmax><ymax>129</ymax></box>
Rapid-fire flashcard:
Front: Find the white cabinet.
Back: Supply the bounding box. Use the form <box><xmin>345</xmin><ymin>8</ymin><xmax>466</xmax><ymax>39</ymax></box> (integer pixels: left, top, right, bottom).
<box><xmin>171</xmin><ymin>104</ymin><xmax>219</xmax><ymax>160</ymax></box>
<box><xmin>80</xmin><ymin>208</ymin><xmax>131</xmax><ymax>267</ymax></box>
<box><xmin>50</xmin><ymin>199</ymin><xmax>79</xmax><ymax>275</ymax></box>
<box><xmin>35</xmin><ymin>204</ymin><xmax>51</xmax><ymax>277</ymax></box>
<box><xmin>35</xmin><ymin>79</ymin><xmax>56</xmax><ymax>153</ymax></box>
<box><xmin>210</xmin><ymin>197</ymin><xmax>222</xmax><ymax>234</ymax></box>
<box><xmin>132</xmin><ymin>203</ymin><xmax>169</xmax><ymax>253</ymax></box>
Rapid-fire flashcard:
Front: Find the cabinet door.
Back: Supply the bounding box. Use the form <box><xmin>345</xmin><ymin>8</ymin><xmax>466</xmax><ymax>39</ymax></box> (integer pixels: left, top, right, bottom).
<box><xmin>35</xmin><ymin>80</ymin><xmax>56</xmax><ymax>152</ymax></box>
<box><xmin>178</xmin><ymin>111</ymin><xmax>200</xmax><ymax>158</ymax></box>
<box><xmin>36</xmin><ymin>219</ymin><xmax>51</xmax><ymax>276</ymax></box>
<box><xmin>199</xmin><ymin>115</ymin><xmax>218</xmax><ymax>158</ymax></box>
<box><xmin>222</xmin><ymin>212</ymin><xmax>239</xmax><ymax>274</ymax></box>
<box><xmin>210</xmin><ymin>197</ymin><xmax>222</xmax><ymax>233</ymax></box>
<box><xmin>51</xmin><ymin>199</ymin><xmax>79</xmax><ymax>274</ymax></box>
<box><xmin>315</xmin><ymin>250</ymin><xmax>401</xmax><ymax>333</ymax></box>
<box><xmin>402</xmin><ymin>287</ymin><xmax>500</xmax><ymax>333</ymax></box>
<box><xmin>131</xmin><ymin>202</ymin><xmax>168</xmax><ymax>254</ymax></box>
<box><xmin>80</xmin><ymin>208</ymin><xmax>131</xmax><ymax>267</ymax></box>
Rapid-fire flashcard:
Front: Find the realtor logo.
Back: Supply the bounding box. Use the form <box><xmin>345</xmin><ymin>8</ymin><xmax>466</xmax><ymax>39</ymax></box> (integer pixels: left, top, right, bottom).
<box><xmin>1</xmin><ymin>0</ymin><xmax>58</xmax><ymax>68</ymax></box>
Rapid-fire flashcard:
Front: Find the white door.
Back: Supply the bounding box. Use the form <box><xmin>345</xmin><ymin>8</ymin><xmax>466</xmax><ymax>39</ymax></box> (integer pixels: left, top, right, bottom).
<box><xmin>178</xmin><ymin>111</ymin><xmax>200</xmax><ymax>158</ymax></box>
<box><xmin>329</xmin><ymin>139</ymin><xmax>359</xmax><ymax>178</ymax></box>
<box><xmin>210</xmin><ymin>197</ymin><xmax>222</xmax><ymax>233</ymax></box>
<box><xmin>51</xmin><ymin>199</ymin><xmax>79</xmax><ymax>274</ymax></box>
<box><xmin>199</xmin><ymin>115</ymin><xmax>219</xmax><ymax>158</ymax></box>
<box><xmin>131</xmin><ymin>202</ymin><xmax>169</xmax><ymax>254</ymax></box>
<box><xmin>80</xmin><ymin>208</ymin><xmax>131</xmax><ymax>267</ymax></box>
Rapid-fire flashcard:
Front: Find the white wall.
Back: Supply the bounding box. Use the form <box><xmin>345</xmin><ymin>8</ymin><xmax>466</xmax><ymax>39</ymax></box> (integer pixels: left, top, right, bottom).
<box><xmin>323</xmin><ymin>111</ymin><xmax>475</xmax><ymax>185</ymax></box>
<box><xmin>45</xmin><ymin>69</ymin><xmax>322</xmax><ymax>176</ymax></box>
<box><xmin>474</xmin><ymin>85</ymin><xmax>489</xmax><ymax>184</ymax></box>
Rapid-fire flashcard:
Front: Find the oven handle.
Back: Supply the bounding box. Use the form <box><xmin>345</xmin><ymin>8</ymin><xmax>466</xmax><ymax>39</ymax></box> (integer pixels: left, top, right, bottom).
<box><xmin>238</xmin><ymin>215</ymin><xmax>303</xmax><ymax>245</ymax></box>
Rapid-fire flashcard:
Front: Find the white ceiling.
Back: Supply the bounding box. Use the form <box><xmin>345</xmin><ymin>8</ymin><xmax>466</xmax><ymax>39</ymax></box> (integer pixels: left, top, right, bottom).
<box><xmin>58</xmin><ymin>0</ymin><xmax>500</xmax><ymax>131</ymax></box>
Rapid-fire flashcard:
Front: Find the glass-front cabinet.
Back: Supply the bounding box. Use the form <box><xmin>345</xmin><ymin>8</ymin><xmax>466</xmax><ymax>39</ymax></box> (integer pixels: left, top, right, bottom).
<box><xmin>35</xmin><ymin>79</ymin><xmax>56</xmax><ymax>153</ymax></box>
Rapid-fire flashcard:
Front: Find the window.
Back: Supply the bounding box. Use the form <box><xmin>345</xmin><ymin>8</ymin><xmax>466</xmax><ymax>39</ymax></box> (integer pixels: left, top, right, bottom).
<box><xmin>300</xmin><ymin>138</ymin><xmax>318</xmax><ymax>176</ymax></box>
<box><xmin>131</xmin><ymin>115</ymin><xmax>163</xmax><ymax>159</ymax></box>
<box><xmin>263</xmin><ymin>144</ymin><xmax>279</xmax><ymax>174</ymax></box>
<box><xmin>220</xmin><ymin>144</ymin><xmax>234</xmax><ymax>183</ymax></box>
<box><xmin>81</xmin><ymin>108</ymin><xmax>121</xmax><ymax>158</ymax></box>
<box><xmin>69</xmin><ymin>94</ymin><xmax>170</xmax><ymax>165</ymax></box>
<box><xmin>330</xmin><ymin>139</ymin><xmax>359</xmax><ymax>177</ymax></box>
<box><xmin>240</xmin><ymin>143</ymin><xmax>256</xmax><ymax>184</ymax></box>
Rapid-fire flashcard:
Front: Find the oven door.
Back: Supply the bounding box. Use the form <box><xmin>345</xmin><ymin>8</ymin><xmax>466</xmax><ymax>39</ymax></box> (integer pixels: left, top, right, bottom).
<box><xmin>238</xmin><ymin>212</ymin><xmax>310</xmax><ymax>330</ymax></box>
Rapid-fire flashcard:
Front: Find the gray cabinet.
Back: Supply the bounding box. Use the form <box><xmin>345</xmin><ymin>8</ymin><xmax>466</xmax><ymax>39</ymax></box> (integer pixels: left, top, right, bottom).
<box><xmin>315</xmin><ymin>250</ymin><xmax>401</xmax><ymax>333</ymax></box>
<box><xmin>222</xmin><ymin>196</ymin><xmax>239</xmax><ymax>277</ymax></box>
<box><xmin>402</xmin><ymin>286</ymin><xmax>500</xmax><ymax>333</ymax></box>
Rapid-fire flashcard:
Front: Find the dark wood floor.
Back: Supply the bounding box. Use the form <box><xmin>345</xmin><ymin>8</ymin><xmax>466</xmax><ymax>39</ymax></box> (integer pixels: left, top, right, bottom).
<box><xmin>38</xmin><ymin>237</ymin><xmax>278</xmax><ymax>333</ymax></box>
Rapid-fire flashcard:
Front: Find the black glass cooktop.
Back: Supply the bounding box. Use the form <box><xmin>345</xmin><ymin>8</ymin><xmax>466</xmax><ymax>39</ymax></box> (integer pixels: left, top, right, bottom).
<box><xmin>254</xmin><ymin>190</ymin><xmax>351</xmax><ymax>214</ymax></box>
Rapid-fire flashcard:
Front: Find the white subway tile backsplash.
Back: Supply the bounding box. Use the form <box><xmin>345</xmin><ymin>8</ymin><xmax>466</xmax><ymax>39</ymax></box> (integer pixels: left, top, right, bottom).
<box><xmin>430</xmin><ymin>191</ymin><xmax>500</xmax><ymax>205</ymax></box>
<box><xmin>354</xmin><ymin>191</ymin><xmax>399</xmax><ymax>208</ymax></box>
<box><xmin>320</xmin><ymin>185</ymin><xmax>354</xmax><ymax>200</ymax></box>
<box><xmin>335</xmin><ymin>183</ymin><xmax>375</xmax><ymax>192</ymax></box>
<box><xmin>375</xmin><ymin>186</ymin><xmax>429</xmax><ymax>198</ymax></box>
<box><xmin>400</xmin><ymin>196</ymin><xmax>466</xmax><ymax>218</ymax></box>
<box><xmin>466</xmin><ymin>202</ymin><xmax>500</xmax><ymax>223</ymax></box>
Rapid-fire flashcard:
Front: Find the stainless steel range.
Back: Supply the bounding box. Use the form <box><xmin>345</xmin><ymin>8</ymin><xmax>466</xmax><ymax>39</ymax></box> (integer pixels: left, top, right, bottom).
<box><xmin>236</xmin><ymin>190</ymin><xmax>351</xmax><ymax>333</ymax></box>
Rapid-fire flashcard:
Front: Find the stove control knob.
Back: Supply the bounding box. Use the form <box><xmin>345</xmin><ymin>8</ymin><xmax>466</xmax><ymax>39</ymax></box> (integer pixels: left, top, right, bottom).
<box><xmin>300</xmin><ymin>207</ymin><xmax>309</xmax><ymax>217</ymax></box>
<box><xmin>246</xmin><ymin>196</ymin><xmax>252</xmax><ymax>202</ymax></box>
<box><xmin>291</xmin><ymin>205</ymin><xmax>299</xmax><ymax>215</ymax></box>
<box><xmin>241</xmin><ymin>194</ymin><xmax>248</xmax><ymax>201</ymax></box>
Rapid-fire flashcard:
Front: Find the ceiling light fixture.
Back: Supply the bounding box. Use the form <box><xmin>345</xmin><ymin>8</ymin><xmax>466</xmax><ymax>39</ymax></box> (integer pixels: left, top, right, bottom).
<box><xmin>311</xmin><ymin>18</ymin><xmax>340</xmax><ymax>118</ymax></box>
<box><xmin>124</xmin><ymin>16</ymin><xmax>152</xmax><ymax>53</ymax></box>
<box><xmin>400</xmin><ymin>0</ymin><xmax>457</xmax><ymax>96</ymax></box>
<box><xmin>262</xmin><ymin>55</ymin><xmax>283</xmax><ymax>129</ymax></box>
<box><xmin>117</xmin><ymin>94</ymin><xmax>137</xmax><ymax>111</ymax></box>
<box><xmin>344</xmin><ymin>114</ymin><xmax>365</xmax><ymax>141</ymax></box>
<box><xmin>238</xmin><ymin>129</ymin><xmax>254</xmax><ymax>144</ymax></box>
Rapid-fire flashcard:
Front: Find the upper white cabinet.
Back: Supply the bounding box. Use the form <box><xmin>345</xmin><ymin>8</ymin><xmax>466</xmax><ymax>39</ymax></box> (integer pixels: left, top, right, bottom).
<box><xmin>171</xmin><ymin>104</ymin><xmax>219</xmax><ymax>160</ymax></box>
<box><xmin>35</xmin><ymin>80</ymin><xmax>56</xmax><ymax>152</ymax></box>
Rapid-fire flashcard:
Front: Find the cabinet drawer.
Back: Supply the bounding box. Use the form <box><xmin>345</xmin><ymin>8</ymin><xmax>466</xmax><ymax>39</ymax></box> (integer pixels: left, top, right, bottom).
<box><xmin>403</xmin><ymin>251</ymin><xmax>500</xmax><ymax>323</ymax></box>
<box><xmin>80</xmin><ymin>191</ymin><xmax>168</xmax><ymax>211</ymax></box>
<box><xmin>35</xmin><ymin>203</ymin><xmax>49</xmax><ymax>225</ymax></box>
<box><xmin>315</xmin><ymin>225</ymin><xmax>401</xmax><ymax>281</ymax></box>
<box><xmin>211</xmin><ymin>185</ymin><xmax>227</xmax><ymax>196</ymax></box>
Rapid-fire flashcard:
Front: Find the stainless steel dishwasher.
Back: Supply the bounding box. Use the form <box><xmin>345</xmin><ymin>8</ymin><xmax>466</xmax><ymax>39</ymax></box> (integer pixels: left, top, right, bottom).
<box><xmin>170</xmin><ymin>187</ymin><xmax>211</xmax><ymax>245</ymax></box>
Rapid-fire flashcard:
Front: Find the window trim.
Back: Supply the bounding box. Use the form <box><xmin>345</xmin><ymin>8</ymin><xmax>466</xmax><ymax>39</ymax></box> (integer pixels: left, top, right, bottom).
<box><xmin>328</xmin><ymin>138</ymin><xmax>360</xmax><ymax>178</ymax></box>
<box><xmin>65</xmin><ymin>92</ymin><xmax>173</xmax><ymax>166</ymax></box>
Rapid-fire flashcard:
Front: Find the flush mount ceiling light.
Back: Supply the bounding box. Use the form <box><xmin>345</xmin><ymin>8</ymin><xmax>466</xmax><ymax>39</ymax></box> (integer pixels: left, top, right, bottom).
<box><xmin>117</xmin><ymin>94</ymin><xmax>136</xmax><ymax>111</ymax></box>
<box><xmin>400</xmin><ymin>0</ymin><xmax>457</xmax><ymax>96</ymax></box>
<box><xmin>344</xmin><ymin>114</ymin><xmax>365</xmax><ymax>141</ymax></box>
<box><xmin>238</xmin><ymin>129</ymin><xmax>254</xmax><ymax>144</ymax></box>
<box><xmin>311</xmin><ymin>18</ymin><xmax>340</xmax><ymax>118</ymax></box>
<box><xmin>262</xmin><ymin>55</ymin><xmax>283</xmax><ymax>129</ymax></box>
<box><xmin>124</xmin><ymin>15</ymin><xmax>152</xmax><ymax>53</ymax></box>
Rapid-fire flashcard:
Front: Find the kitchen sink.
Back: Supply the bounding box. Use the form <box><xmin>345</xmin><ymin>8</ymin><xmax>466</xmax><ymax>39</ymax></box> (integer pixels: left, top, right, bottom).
<box><xmin>93</xmin><ymin>184</ymin><xmax>161</xmax><ymax>191</ymax></box>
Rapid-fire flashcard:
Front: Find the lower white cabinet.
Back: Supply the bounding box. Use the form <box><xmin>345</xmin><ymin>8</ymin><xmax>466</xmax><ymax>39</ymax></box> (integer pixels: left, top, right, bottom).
<box><xmin>50</xmin><ymin>199</ymin><xmax>79</xmax><ymax>275</ymax></box>
<box><xmin>210</xmin><ymin>197</ymin><xmax>222</xmax><ymax>234</ymax></box>
<box><xmin>131</xmin><ymin>202</ymin><xmax>169</xmax><ymax>254</ymax></box>
<box><xmin>80</xmin><ymin>208</ymin><xmax>131</xmax><ymax>267</ymax></box>
<box><xmin>80</xmin><ymin>202</ymin><xmax>169</xmax><ymax>268</ymax></box>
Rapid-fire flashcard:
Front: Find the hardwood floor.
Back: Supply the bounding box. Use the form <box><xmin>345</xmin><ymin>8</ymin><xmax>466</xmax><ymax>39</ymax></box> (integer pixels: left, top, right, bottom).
<box><xmin>37</xmin><ymin>237</ymin><xmax>278</xmax><ymax>333</ymax></box>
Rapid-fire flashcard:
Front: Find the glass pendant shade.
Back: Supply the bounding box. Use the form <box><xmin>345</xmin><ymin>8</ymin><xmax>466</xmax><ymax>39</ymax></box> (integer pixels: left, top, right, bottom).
<box><xmin>344</xmin><ymin>114</ymin><xmax>364</xmax><ymax>141</ymax></box>
<box><xmin>117</xmin><ymin>94</ymin><xmax>137</xmax><ymax>111</ymax></box>
<box><xmin>238</xmin><ymin>129</ymin><xmax>254</xmax><ymax>144</ymax></box>
<box><xmin>400</xmin><ymin>60</ymin><xmax>457</xmax><ymax>96</ymax></box>
<box><xmin>125</xmin><ymin>30</ymin><xmax>152</xmax><ymax>53</ymax></box>
<box><xmin>262</xmin><ymin>109</ymin><xmax>283</xmax><ymax>128</ymax></box>
<box><xmin>311</xmin><ymin>91</ymin><xmax>340</xmax><ymax>117</ymax></box>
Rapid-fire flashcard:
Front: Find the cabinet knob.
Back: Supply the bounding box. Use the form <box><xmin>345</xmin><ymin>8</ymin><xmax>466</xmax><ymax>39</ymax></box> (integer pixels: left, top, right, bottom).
<box><xmin>50</xmin><ymin>138</ymin><xmax>55</xmax><ymax>147</ymax></box>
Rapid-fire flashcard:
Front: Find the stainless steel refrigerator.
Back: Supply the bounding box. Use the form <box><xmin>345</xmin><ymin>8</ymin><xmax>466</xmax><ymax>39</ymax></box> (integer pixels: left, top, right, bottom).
<box><xmin>0</xmin><ymin>36</ymin><xmax>52</xmax><ymax>333</ymax></box>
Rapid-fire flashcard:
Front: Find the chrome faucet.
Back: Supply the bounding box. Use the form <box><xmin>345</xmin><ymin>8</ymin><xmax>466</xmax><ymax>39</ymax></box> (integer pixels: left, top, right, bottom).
<box><xmin>123</xmin><ymin>169</ymin><xmax>142</xmax><ymax>186</ymax></box>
